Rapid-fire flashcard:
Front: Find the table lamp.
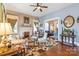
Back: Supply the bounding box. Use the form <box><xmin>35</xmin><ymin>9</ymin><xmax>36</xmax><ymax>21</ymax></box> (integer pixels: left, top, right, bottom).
<box><xmin>0</xmin><ymin>23</ymin><xmax>12</xmax><ymax>46</ymax></box>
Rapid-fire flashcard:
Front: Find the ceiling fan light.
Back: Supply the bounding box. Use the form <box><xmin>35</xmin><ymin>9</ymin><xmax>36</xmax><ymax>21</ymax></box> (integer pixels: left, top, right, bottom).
<box><xmin>37</xmin><ymin>7</ymin><xmax>41</xmax><ymax>9</ymax></box>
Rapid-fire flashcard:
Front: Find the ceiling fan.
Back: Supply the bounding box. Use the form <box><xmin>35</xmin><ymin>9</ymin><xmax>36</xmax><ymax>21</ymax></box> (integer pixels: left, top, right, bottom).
<box><xmin>30</xmin><ymin>3</ymin><xmax>48</xmax><ymax>12</ymax></box>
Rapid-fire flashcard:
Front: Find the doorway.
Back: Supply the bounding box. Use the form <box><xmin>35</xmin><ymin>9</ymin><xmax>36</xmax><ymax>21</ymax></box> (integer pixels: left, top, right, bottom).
<box><xmin>48</xmin><ymin>20</ymin><xmax>58</xmax><ymax>40</ymax></box>
<box><xmin>44</xmin><ymin>17</ymin><xmax>61</xmax><ymax>41</ymax></box>
<box><xmin>46</xmin><ymin>19</ymin><xmax>58</xmax><ymax>40</ymax></box>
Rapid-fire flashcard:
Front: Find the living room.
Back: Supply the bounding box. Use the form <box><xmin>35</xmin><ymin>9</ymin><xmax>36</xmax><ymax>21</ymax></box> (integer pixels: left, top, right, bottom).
<box><xmin>0</xmin><ymin>3</ymin><xmax>79</xmax><ymax>56</ymax></box>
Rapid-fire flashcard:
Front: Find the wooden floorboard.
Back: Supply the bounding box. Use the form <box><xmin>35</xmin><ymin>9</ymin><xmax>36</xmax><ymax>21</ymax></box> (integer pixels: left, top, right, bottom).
<box><xmin>22</xmin><ymin>42</ymin><xmax>79</xmax><ymax>56</ymax></box>
<box><xmin>39</xmin><ymin>43</ymin><xmax>79</xmax><ymax>56</ymax></box>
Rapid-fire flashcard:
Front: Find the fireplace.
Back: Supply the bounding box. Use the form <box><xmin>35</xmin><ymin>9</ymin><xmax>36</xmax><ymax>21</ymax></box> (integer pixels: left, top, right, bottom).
<box><xmin>23</xmin><ymin>32</ymin><xmax>30</xmax><ymax>39</ymax></box>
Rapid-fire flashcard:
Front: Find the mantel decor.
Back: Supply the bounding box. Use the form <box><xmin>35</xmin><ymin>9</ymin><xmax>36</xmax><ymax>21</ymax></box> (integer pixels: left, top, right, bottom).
<box><xmin>63</xmin><ymin>15</ymin><xmax>75</xmax><ymax>28</ymax></box>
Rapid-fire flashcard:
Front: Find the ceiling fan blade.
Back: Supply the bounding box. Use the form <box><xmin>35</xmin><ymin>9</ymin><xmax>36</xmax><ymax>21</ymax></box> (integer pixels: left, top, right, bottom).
<box><xmin>30</xmin><ymin>5</ymin><xmax>37</xmax><ymax>7</ymax></box>
<box><xmin>40</xmin><ymin>9</ymin><xmax>42</xmax><ymax>12</ymax></box>
<box><xmin>33</xmin><ymin>8</ymin><xmax>37</xmax><ymax>11</ymax></box>
<box><xmin>39</xmin><ymin>6</ymin><xmax>48</xmax><ymax>8</ymax></box>
<box><xmin>37</xmin><ymin>3</ymin><xmax>39</xmax><ymax>6</ymax></box>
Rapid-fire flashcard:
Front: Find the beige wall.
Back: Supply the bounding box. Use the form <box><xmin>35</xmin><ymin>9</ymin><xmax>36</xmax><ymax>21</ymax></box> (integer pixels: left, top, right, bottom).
<box><xmin>6</xmin><ymin>10</ymin><xmax>38</xmax><ymax>26</ymax></box>
<box><xmin>0</xmin><ymin>4</ymin><xmax>3</xmax><ymax>22</ymax></box>
<box><xmin>6</xmin><ymin>10</ymin><xmax>39</xmax><ymax>38</ymax></box>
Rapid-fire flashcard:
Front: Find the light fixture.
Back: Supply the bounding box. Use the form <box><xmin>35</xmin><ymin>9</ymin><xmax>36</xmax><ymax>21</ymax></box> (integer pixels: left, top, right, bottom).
<box><xmin>0</xmin><ymin>23</ymin><xmax>12</xmax><ymax>36</ymax></box>
<box><xmin>0</xmin><ymin>23</ymin><xmax>12</xmax><ymax>46</ymax></box>
<box><xmin>0</xmin><ymin>3</ymin><xmax>13</xmax><ymax>47</ymax></box>
<box><xmin>37</xmin><ymin>7</ymin><xmax>41</xmax><ymax>9</ymax></box>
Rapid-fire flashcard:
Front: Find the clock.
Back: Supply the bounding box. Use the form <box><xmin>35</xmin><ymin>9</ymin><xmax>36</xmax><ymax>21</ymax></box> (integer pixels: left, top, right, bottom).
<box><xmin>64</xmin><ymin>15</ymin><xmax>75</xmax><ymax>28</ymax></box>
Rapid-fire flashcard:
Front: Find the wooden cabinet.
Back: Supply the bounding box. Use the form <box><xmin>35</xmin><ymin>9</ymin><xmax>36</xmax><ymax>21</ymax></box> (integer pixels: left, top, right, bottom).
<box><xmin>60</xmin><ymin>34</ymin><xmax>76</xmax><ymax>47</ymax></box>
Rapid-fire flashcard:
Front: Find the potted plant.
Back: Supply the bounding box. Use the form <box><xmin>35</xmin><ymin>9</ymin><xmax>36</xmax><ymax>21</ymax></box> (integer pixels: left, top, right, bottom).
<box><xmin>63</xmin><ymin>28</ymin><xmax>71</xmax><ymax>35</ymax></box>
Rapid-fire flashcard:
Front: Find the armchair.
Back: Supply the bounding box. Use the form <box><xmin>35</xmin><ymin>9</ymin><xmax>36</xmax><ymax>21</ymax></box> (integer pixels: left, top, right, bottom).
<box><xmin>38</xmin><ymin>32</ymin><xmax>48</xmax><ymax>44</ymax></box>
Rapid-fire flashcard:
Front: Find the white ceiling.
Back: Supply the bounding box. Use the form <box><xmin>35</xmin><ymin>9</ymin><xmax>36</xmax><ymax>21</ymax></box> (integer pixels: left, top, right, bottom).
<box><xmin>4</xmin><ymin>3</ymin><xmax>74</xmax><ymax>17</ymax></box>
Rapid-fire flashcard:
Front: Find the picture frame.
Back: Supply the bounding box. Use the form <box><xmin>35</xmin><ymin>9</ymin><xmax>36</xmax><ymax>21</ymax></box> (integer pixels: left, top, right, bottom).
<box><xmin>64</xmin><ymin>15</ymin><xmax>75</xmax><ymax>28</ymax></box>
<box><xmin>34</xmin><ymin>22</ymin><xmax>39</xmax><ymax>27</ymax></box>
<box><xmin>77</xmin><ymin>17</ymin><xmax>79</xmax><ymax>23</ymax></box>
<box><xmin>24</xmin><ymin>16</ymin><xmax>29</xmax><ymax>24</ymax></box>
<box><xmin>23</xmin><ymin>16</ymin><xmax>30</xmax><ymax>26</ymax></box>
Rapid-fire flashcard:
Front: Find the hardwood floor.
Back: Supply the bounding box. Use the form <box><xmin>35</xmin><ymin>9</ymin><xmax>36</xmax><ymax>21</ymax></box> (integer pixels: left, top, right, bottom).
<box><xmin>24</xmin><ymin>42</ymin><xmax>79</xmax><ymax>56</ymax></box>
<box><xmin>40</xmin><ymin>43</ymin><xmax>79</xmax><ymax>56</ymax></box>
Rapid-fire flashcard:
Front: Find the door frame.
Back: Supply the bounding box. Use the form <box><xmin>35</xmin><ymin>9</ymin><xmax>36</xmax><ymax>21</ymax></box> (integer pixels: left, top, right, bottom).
<box><xmin>44</xmin><ymin>17</ymin><xmax>62</xmax><ymax>41</ymax></box>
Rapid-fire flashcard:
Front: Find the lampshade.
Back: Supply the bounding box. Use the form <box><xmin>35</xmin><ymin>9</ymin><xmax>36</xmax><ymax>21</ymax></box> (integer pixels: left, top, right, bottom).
<box><xmin>0</xmin><ymin>23</ymin><xmax>13</xmax><ymax>35</ymax></box>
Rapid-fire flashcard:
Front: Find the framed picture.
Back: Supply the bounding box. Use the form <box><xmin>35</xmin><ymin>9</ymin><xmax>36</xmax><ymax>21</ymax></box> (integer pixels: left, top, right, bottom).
<box><xmin>34</xmin><ymin>22</ymin><xmax>39</xmax><ymax>27</ymax></box>
<box><xmin>24</xmin><ymin>16</ymin><xmax>29</xmax><ymax>24</ymax></box>
<box><xmin>64</xmin><ymin>15</ymin><xmax>75</xmax><ymax>28</ymax></box>
<box><xmin>77</xmin><ymin>17</ymin><xmax>79</xmax><ymax>23</ymax></box>
<box><xmin>23</xmin><ymin>16</ymin><xmax>31</xmax><ymax>26</ymax></box>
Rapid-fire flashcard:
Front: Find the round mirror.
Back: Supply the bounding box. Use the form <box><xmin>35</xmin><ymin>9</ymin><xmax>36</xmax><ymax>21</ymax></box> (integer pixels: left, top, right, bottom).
<box><xmin>64</xmin><ymin>15</ymin><xmax>75</xmax><ymax>28</ymax></box>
